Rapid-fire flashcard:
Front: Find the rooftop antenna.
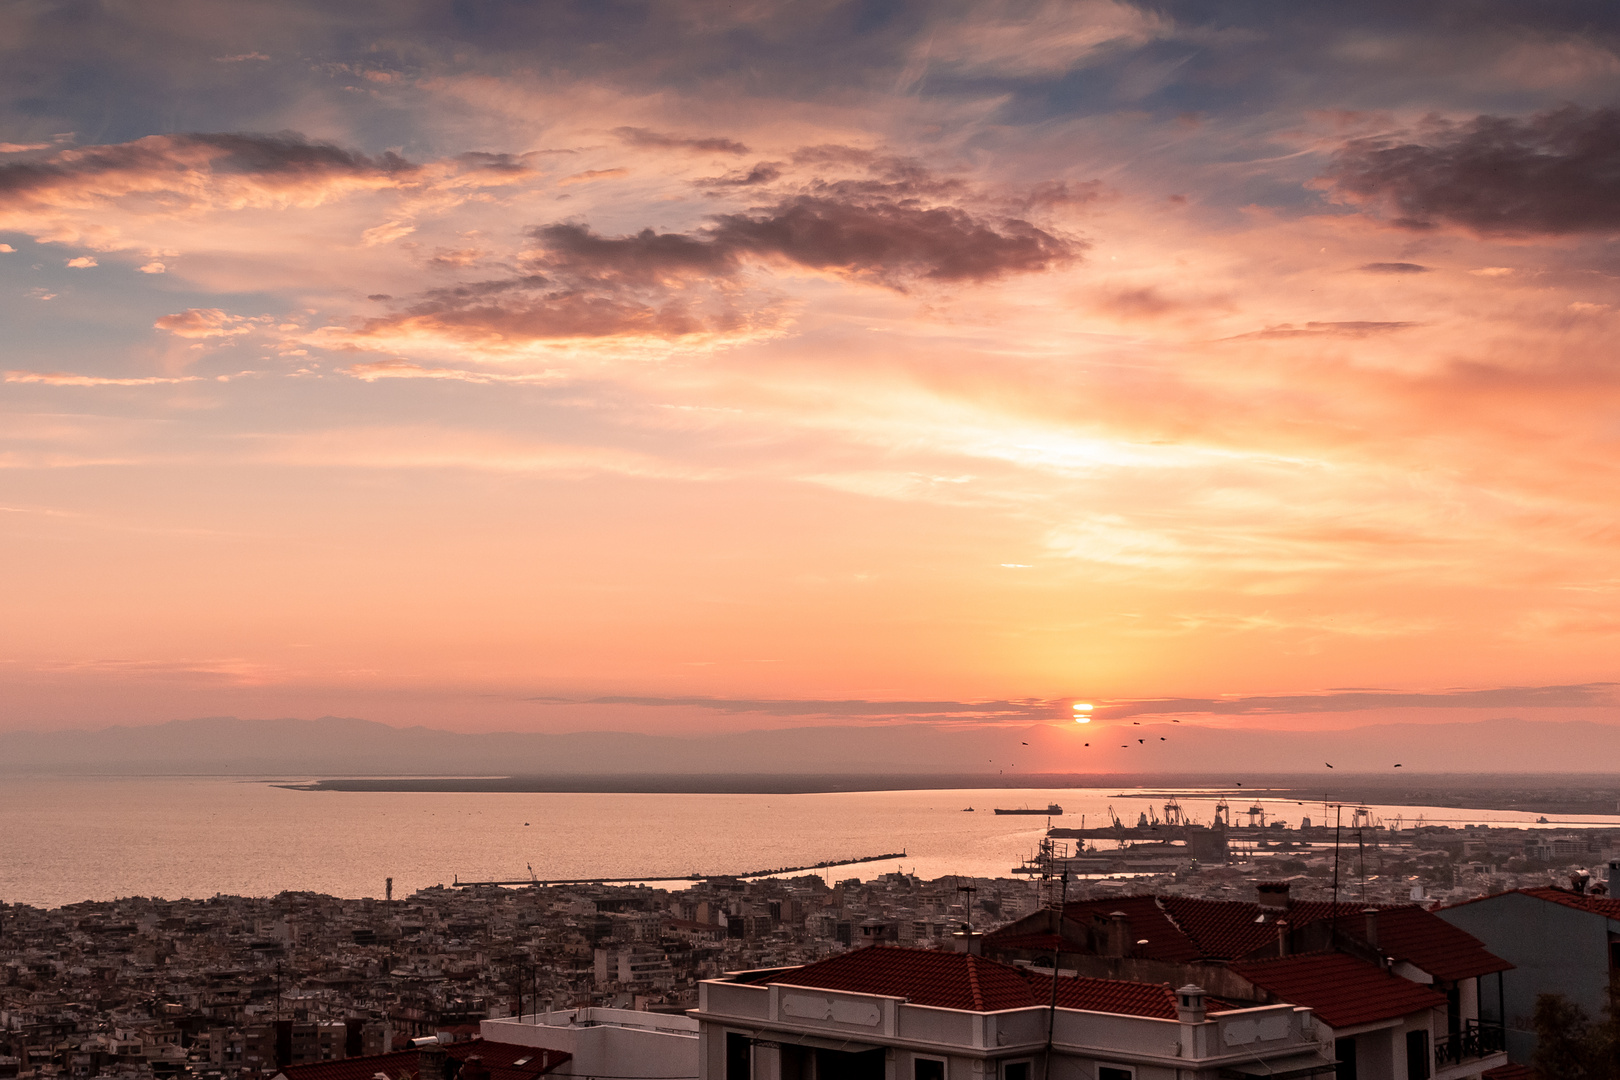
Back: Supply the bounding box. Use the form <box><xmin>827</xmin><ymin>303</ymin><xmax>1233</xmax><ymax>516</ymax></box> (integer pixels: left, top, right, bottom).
<box><xmin>1331</xmin><ymin>803</ymin><xmax>1343</xmax><ymax>927</ymax></box>
<box><xmin>385</xmin><ymin>877</ymin><xmax>393</xmax><ymax>903</ymax></box>
<box><xmin>957</xmin><ymin>878</ymin><xmax>978</xmax><ymax>934</ymax></box>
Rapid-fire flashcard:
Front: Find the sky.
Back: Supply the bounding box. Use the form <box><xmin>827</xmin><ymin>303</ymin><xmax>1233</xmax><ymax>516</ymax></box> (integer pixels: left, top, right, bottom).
<box><xmin>3</xmin><ymin>1</ymin><xmax>1620</xmax><ymax>748</ymax></box>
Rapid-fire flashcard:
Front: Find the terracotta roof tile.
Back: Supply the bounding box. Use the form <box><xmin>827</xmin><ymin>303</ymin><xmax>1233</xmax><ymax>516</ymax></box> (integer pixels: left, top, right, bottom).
<box><xmin>767</xmin><ymin>946</ymin><xmax>1216</xmax><ymax>1019</ymax></box>
<box><xmin>1022</xmin><ymin>971</ymin><xmax>1231</xmax><ymax>1020</ymax></box>
<box><xmin>1233</xmin><ymin>952</ymin><xmax>1446</xmax><ymax>1029</ymax></box>
<box><xmin>1481</xmin><ymin>1064</ymin><xmax>1533</xmax><ymax>1080</ymax></box>
<box><xmin>773</xmin><ymin>947</ymin><xmax>1037</xmax><ymax>1011</ymax></box>
<box><xmin>1059</xmin><ymin>896</ymin><xmax>1201</xmax><ymax>962</ymax></box>
<box><xmin>1518</xmin><ymin>886</ymin><xmax>1620</xmax><ymax>919</ymax></box>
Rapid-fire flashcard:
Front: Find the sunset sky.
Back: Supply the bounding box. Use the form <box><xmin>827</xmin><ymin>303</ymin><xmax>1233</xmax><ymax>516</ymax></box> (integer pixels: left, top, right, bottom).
<box><xmin>4</xmin><ymin>1</ymin><xmax>1620</xmax><ymax>745</ymax></box>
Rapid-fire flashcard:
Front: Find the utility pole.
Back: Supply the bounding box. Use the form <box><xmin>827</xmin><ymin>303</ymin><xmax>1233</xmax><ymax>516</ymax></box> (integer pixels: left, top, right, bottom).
<box><xmin>1041</xmin><ymin>872</ymin><xmax>1069</xmax><ymax>1080</ymax></box>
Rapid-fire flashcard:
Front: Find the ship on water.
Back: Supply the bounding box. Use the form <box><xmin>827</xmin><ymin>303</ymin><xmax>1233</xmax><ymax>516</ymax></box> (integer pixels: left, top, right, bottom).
<box><xmin>993</xmin><ymin>803</ymin><xmax>1062</xmax><ymax>816</ymax></box>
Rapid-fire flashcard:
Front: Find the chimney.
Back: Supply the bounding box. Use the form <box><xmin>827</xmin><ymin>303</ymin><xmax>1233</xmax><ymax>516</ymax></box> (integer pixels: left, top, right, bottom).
<box><xmin>1275</xmin><ymin>919</ymin><xmax>1289</xmax><ymax>957</ymax></box>
<box><xmin>950</xmin><ymin>925</ymin><xmax>982</xmax><ymax>955</ymax></box>
<box><xmin>1362</xmin><ymin>909</ymin><xmax>1379</xmax><ymax>948</ymax></box>
<box><xmin>1256</xmin><ymin>882</ymin><xmax>1289</xmax><ymax>913</ymax></box>
<box><xmin>1573</xmin><ymin>869</ymin><xmax>1591</xmax><ymax>896</ymax></box>
<box><xmin>1175</xmin><ymin>985</ymin><xmax>1207</xmax><ymax>1025</ymax></box>
<box><xmin>1102</xmin><ymin>912</ymin><xmax>1130</xmax><ymax>958</ymax></box>
<box><xmin>418</xmin><ymin>1046</ymin><xmax>447</xmax><ymax>1080</ymax></box>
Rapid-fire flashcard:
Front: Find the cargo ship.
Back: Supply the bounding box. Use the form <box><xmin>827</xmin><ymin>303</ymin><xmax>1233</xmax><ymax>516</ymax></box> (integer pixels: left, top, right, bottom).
<box><xmin>993</xmin><ymin>803</ymin><xmax>1063</xmax><ymax>816</ymax></box>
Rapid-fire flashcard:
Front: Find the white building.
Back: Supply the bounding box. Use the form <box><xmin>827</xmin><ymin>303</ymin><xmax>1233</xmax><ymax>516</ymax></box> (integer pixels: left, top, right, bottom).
<box><xmin>483</xmin><ymin>1008</ymin><xmax>699</xmax><ymax>1080</ymax></box>
<box><xmin>691</xmin><ymin>947</ymin><xmax>1337</xmax><ymax>1080</ymax></box>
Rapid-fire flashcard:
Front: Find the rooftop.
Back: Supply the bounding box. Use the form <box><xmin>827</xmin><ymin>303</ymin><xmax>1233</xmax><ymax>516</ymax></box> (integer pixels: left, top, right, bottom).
<box><xmin>1232</xmin><ymin>952</ymin><xmax>1446</xmax><ymax>1029</ymax></box>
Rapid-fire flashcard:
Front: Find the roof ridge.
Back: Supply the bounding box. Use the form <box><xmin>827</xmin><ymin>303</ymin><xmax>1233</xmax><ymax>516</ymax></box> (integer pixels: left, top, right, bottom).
<box><xmin>964</xmin><ymin>952</ymin><xmax>984</xmax><ymax>1010</ymax></box>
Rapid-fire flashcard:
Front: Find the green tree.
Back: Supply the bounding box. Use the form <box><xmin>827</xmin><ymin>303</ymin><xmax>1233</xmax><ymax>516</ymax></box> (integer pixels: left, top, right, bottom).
<box><xmin>1533</xmin><ymin>993</ymin><xmax>1597</xmax><ymax>1080</ymax></box>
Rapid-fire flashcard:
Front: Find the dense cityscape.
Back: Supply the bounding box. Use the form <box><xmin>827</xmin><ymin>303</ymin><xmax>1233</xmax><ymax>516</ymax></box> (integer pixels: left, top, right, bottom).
<box><xmin>4</xmin><ymin>815</ymin><xmax>1617</xmax><ymax>1080</ymax></box>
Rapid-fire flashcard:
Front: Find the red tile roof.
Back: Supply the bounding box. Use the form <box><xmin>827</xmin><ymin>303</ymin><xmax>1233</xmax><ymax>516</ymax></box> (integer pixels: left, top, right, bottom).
<box><xmin>1057</xmin><ymin>896</ymin><xmax>1202</xmax><ymax>962</ymax></box>
<box><xmin>278</xmin><ymin>1039</ymin><xmax>569</xmax><ymax>1080</ymax></box>
<box><xmin>1517</xmin><ymin>886</ymin><xmax>1620</xmax><ymax>919</ymax></box>
<box><xmin>1481</xmin><ymin>1064</ymin><xmax>1533</xmax><ymax>1080</ymax></box>
<box><xmin>1134</xmin><ymin>896</ymin><xmax>1509</xmax><ymax>980</ymax></box>
<box><xmin>984</xmin><ymin>932</ymin><xmax>1066</xmax><ymax>952</ymax></box>
<box><xmin>773</xmin><ymin>947</ymin><xmax>1038</xmax><ymax>1011</ymax></box>
<box><xmin>1233</xmin><ymin>952</ymin><xmax>1446</xmax><ymax>1029</ymax></box>
<box><xmin>1022</xmin><ymin>971</ymin><xmax>1231</xmax><ymax>1020</ymax></box>
<box><xmin>1348</xmin><ymin>906</ymin><xmax>1510</xmax><ymax>981</ymax></box>
<box><xmin>766</xmin><ymin>946</ymin><xmax>1208</xmax><ymax>1019</ymax></box>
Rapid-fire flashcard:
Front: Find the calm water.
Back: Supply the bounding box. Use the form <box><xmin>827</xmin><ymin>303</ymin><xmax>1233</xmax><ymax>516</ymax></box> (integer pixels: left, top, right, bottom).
<box><xmin>2</xmin><ymin>777</ymin><xmax>1614</xmax><ymax>908</ymax></box>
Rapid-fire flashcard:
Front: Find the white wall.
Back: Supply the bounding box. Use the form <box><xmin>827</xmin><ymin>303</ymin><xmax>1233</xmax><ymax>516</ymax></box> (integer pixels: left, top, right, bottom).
<box><xmin>483</xmin><ymin>1010</ymin><xmax>699</xmax><ymax>1079</ymax></box>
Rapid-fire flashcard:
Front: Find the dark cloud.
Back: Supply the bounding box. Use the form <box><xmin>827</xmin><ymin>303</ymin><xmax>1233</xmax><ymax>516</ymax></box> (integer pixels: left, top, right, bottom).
<box><xmin>366</xmin><ymin>281</ymin><xmax>740</xmax><ymax>342</ymax></box>
<box><xmin>708</xmin><ymin>195</ymin><xmax>1077</xmax><ymax>286</ymax></box>
<box><xmin>1359</xmin><ymin>261</ymin><xmax>1430</xmax><ymax>274</ymax></box>
<box><xmin>0</xmin><ymin>131</ymin><xmax>413</xmax><ymax>206</ymax></box>
<box><xmin>612</xmin><ymin>126</ymin><xmax>749</xmax><ymax>154</ymax></box>
<box><xmin>697</xmin><ymin>162</ymin><xmax>783</xmax><ymax>188</ymax></box>
<box><xmin>1322</xmin><ymin>106</ymin><xmax>1620</xmax><ymax>237</ymax></box>
<box><xmin>530</xmin><ymin>191</ymin><xmax>1078</xmax><ymax>291</ymax></box>
<box><xmin>1093</xmin><ymin>683</ymin><xmax>1620</xmax><ymax>720</ymax></box>
<box><xmin>529</xmin><ymin>223</ymin><xmax>740</xmax><ymax>285</ymax></box>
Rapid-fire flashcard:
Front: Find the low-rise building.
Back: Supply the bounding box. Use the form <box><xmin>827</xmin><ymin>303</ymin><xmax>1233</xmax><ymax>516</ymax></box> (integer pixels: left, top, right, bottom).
<box><xmin>692</xmin><ymin>946</ymin><xmax>1336</xmax><ymax>1080</ymax></box>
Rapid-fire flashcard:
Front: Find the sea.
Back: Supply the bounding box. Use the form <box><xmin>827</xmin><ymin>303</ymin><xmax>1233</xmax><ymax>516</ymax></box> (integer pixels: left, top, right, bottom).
<box><xmin>3</xmin><ymin>776</ymin><xmax>1616</xmax><ymax>909</ymax></box>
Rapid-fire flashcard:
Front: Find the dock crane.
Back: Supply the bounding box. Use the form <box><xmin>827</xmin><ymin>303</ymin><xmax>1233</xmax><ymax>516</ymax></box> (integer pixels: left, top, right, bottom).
<box><xmin>1246</xmin><ymin>802</ymin><xmax>1267</xmax><ymax>828</ymax></box>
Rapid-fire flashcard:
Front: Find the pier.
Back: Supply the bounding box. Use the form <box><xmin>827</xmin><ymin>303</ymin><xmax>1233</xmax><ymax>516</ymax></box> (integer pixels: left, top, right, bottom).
<box><xmin>451</xmin><ymin>850</ymin><xmax>907</xmax><ymax>888</ymax></box>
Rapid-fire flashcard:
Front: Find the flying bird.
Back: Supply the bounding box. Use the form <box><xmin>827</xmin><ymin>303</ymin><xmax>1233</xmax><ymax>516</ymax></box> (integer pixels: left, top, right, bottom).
<box><xmin>1137</xmin><ymin>739</ymin><xmax>1144</xmax><ymax>744</ymax></box>
<box><xmin>1159</xmin><ymin>737</ymin><xmax>1166</xmax><ymax>741</ymax></box>
<box><xmin>1021</xmin><ymin>741</ymin><xmax>1029</xmax><ymax>745</ymax></box>
<box><xmin>1325</xmin><ymin>762</ymin><xmax>1334</xmax><ymax>768</ymax></box>
<box><xmin>1394</xmin><ymin>763</ymin><xmax>1403</xmax><ymax>768</ymax></box>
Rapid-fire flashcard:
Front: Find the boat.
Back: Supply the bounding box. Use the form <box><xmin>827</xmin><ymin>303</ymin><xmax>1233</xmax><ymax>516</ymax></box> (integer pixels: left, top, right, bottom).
<box><xmin>994</xmin><ymin>803</ymin><xmax>1063</xmax><ymax>816</ymax></box>
<box><xmin>962</xmin><ymin>807</ymin><xmax>975</xmax><ymax>812</ymax></box>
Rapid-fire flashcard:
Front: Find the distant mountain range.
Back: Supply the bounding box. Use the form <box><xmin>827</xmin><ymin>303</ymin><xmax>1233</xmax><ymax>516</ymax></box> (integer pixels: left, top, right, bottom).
<box><xmin>0</xmin><ymin>713</ymin><xmax>1617</xmax><ymax>778</ymax></box>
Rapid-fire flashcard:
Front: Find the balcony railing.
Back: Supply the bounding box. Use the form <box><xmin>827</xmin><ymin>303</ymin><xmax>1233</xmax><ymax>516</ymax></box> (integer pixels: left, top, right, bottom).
<box><xmin>1435</xmin><ymin>1020</ymin><xmax>1505</xmax><ymax>1067</ymax></box>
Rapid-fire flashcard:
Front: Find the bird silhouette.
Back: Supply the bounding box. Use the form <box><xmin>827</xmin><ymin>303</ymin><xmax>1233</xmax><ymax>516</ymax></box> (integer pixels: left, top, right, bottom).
<box><xmin>1159</xmin><ymin>737</ymin><xmax>1166</xmax><ymax>741</ymax></box>
<box><xmin>1394</xmin><ymin>763</ymin><xmax>1403</xmax><ymax>768</ymax></box>
<box><xmin>1021</xmin><ymin>741</ymin><xmax>1029</xmax><ymax>746</ymax></box>
<box><xmin>1325</xmin><ymin>762</ymin><xmax>1334</xmax><ymax>769</ymax></box>
<box><xmin>1235</xmin><ymin>782</ymin><xmax>1242</xmax><ymax>787</ymax></box>
<box><xmin>1137</xmin><ymin>739</ymin><xmax>1144</xmax><ymax>744</ymax></box>
<box><xmin>1084</xmin><ymin>742</ymin><xmax>1089</xmax><ymax>746</ymax></box>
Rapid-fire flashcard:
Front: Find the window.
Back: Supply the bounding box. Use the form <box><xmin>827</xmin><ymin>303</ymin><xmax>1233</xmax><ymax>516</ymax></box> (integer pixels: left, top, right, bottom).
<box><xmin>1335</xmin><ymin>1036</ymin><xmax>1357</xmax><ymax>1080</ymax></box>
<box><xmin>1098</xmin><ymin>1067</ymin><xmax>1134</xmax><ymax>1080</ymax></box>
<box><xmin>1405</xmin><ymin>1030</ymin><xmax>1431</xmax><ymax>1080</ymax></box>
<box><xmin>725</xmin><ymin>1032</ymin><xmax>751</xmax><ymax>1080</ymax></box>
<box><xmin>1002</xmin><ymin>1062</ymin><xmax>1031</xmax><ymax>1080</ymax></box>
<box><xmin>915</xmin><ymin>1058</ymin><xmax>945</xmax><ymax>1080</ymax></box>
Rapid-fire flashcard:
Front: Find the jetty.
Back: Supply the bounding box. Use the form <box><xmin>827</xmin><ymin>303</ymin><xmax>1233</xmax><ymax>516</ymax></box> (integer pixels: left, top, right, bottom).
<box><xmin>451</xmin><ymin>850</ymin><xmax>906</xmax><ymax>888</ymax></box>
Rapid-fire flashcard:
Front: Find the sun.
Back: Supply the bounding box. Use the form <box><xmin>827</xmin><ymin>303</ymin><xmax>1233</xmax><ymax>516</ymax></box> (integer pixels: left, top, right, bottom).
<box><xmin>1073</xmin><ymin>702</ymin><xmax>1093</xmax><ymax>724</ymax></box>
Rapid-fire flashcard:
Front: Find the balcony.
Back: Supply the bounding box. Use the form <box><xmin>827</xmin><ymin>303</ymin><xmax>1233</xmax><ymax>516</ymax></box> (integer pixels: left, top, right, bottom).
<box><xmin>1435</xmin><ymin>1020</ymin><xmax>1505</xmax><ymax>1067</ymax></box>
